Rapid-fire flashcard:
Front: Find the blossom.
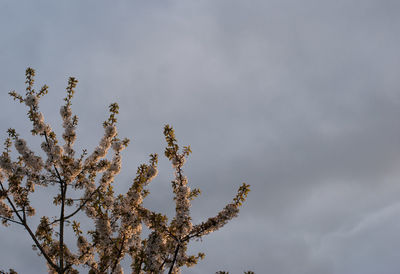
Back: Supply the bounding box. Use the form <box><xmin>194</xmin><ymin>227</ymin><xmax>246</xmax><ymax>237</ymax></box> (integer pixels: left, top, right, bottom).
<box><xmin>105</xmin><ymin>125</ymin><xmax>117</xmax><ymax>138</ymax></box>
<box><xmin>84</xmin><ymin>126</ymin><xmax>117</xmax><ymax>166</ymax></box>
<box><xmin>95</xmin><ymin>217</ymin><xmax>112</xmax><ymax>244</ymax></box>
<box><xmin>172</xmin><ymin>154</ymin><xmax>186</xmax><ymax>168</ymax></box>
<box><xmin>146</xmin><ymin>166</ymin><xmax>158</xmax><ymax>181</ymax></box>
<box><xmin>25</xmin><ymin>94</ymin><xmax>39</xmax><ymax>107</ymax></box>
<box><xmin>60</xmin><ymin>105</ymin><xmax>77</xmax><ymax>157</ymax></box>
<box><xmin>14</xmin><ymin>137</ymin><xmax>43</xmax><ymax>172</ymax></box>
<box><xmin>144</xmin><ymin>231</ymin><xmax>166</xmax><ymax>271</ymax></box>
<box><xmin>60</xmin><ymin>105</ymin><xmax>72</xmax><ymax>118</ymax></box>
<box><xmin>0</xmin><ymin>200</ymin><xmax>13</xmax><ymax>218</ymax></box>
<box><xmin>112</xmin><ymin>141</ymin><xmax>125</xmax><ymax>152</ymax></box>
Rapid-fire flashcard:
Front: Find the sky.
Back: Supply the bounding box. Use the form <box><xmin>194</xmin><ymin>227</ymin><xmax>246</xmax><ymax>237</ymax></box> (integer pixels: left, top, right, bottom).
<box><xmin>1</xmin><ymin>0</ymin><xmax>400</xmax><ymax>273</ymax></box>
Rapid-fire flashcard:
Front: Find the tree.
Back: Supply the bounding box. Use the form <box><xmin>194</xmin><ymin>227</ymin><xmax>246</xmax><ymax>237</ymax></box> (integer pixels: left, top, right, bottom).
<box><xmin>0</xmin><ymin>68</ymin><xmax>251</xmax><ymax>274</ymax></box>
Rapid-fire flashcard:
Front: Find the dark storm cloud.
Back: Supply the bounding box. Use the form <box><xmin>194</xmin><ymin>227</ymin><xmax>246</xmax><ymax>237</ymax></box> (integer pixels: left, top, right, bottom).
<box><xmin>1</xmin><ymin>0</ymin><xmax>400</xmax><ymax>273</ymax></box>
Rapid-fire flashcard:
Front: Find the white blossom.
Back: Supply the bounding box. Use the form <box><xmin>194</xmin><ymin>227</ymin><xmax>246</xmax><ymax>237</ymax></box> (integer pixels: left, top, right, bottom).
<box><xmin>112</xmin><ymin>141</ymin><xmax>125</xmax><ymax>152</ymax></box>
<box><xmin>172</xmin><ymin>155</ymin><xmax>186</xmax><ymax>168</ymax></box>
<box><xmin>25</xmin><ymin>94</ymin><xmax>39</xmax><ymax>107</ymax></box>
<box><xmin>144</xmin><ymin>232</ymin><xmax>166</xmax><ymax>271</ymax></box>
<box><xmin>0</xmin><ymin>200</ymin><xmax>12</xmax><ymax>218</ymax></box>
<box><xmin>146</xmin><ymin>166</ymin><xmax>158</xmax><ymax>181</ymax></box>
<box><xmin>14</xmin><ymin>138</ymin><xmax>43</xmax><ymax>172</ymax></box>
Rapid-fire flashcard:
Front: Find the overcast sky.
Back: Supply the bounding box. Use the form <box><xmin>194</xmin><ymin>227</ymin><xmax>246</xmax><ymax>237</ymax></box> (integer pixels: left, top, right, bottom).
<box><xmin>1</xmin><ymin>0</ymin><xmax>400</xmax><ymax>273</ymax></box>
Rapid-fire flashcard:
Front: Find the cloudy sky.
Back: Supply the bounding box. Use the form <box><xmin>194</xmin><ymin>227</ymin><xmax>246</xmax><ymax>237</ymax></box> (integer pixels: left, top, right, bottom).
<box><xmin>1</xmin><ymin>0</ymin><xmax>400</xmax><ymax>273</ymax></box>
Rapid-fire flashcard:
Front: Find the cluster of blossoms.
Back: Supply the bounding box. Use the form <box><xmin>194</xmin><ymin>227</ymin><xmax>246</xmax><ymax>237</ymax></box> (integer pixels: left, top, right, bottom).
<box><xmin>14</xmin><ymin>137</ymin><xmax>43</xmax><ymax>172</ymax></box>
<box><xmin>0</xmin><ymin>198</ymin><xmax>12</xmax><ymax>221</ymax></box>
<box><xmin>0</xmin><ymin>68</ymin><xmax>251</xmax><ymax>274</ymax></box>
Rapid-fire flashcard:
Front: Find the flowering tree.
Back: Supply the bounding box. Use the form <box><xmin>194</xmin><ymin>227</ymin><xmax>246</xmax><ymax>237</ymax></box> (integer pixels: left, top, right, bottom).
<box><xmin>0</xmin><ymin>68</ymin><xmax>250</xmax><ymax>274</ymax></box>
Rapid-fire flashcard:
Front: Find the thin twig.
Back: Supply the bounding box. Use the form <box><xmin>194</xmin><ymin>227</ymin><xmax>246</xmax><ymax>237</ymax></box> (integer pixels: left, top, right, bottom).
<box><xmin>0</xmin><ymin>216</ymin><xmax>23</xmax><ymax>226</ymax></box>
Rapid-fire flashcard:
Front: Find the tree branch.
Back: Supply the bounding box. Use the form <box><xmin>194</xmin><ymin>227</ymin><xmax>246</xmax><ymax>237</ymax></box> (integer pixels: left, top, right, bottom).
<box><xmin>110</xmin><ymin>234</ymin><xmax>126</xmax><ymax>273</ymax></box>
<box><xmin>49</xmin><ymin>187</ymin><xmax>100</xmax><ymax>227</ymax></box>
<box><xmin>0</xmin><ymin>181</ymin><xmax>59</xmax><ymax>272</ymax></box>
<box><xmin>44</xmin><ymin>133</ymin><xmax>67</xmax><ymax>273</ymax></box>
<box><xmin>168</xmin><ymin>242</ymin><xmax>180</xmax><ymax>274</ymax></box>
